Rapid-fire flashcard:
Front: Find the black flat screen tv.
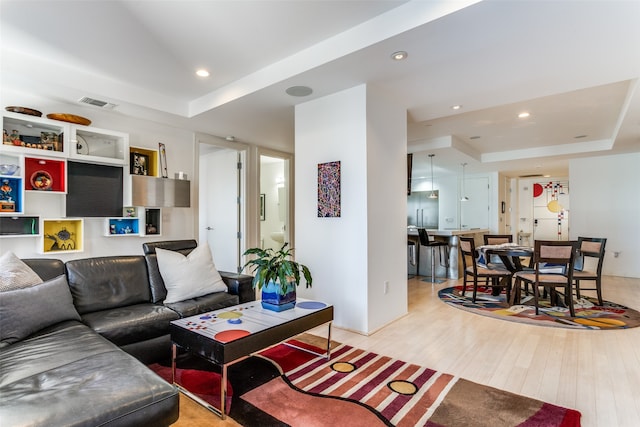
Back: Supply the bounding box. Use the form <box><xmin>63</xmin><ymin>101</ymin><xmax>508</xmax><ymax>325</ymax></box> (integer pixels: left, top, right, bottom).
<box><xmin>66</xmin><ymin>161</ymin><xmax>123</xmax><ymax>217</ymax></box>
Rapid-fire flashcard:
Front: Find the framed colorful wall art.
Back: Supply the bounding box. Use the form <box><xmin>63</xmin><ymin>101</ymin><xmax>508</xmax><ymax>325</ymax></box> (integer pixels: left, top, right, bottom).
<box><xmin>317</xmin><ymin>161</ymin><xmax>341</xmax><ymax>217</ymax></box>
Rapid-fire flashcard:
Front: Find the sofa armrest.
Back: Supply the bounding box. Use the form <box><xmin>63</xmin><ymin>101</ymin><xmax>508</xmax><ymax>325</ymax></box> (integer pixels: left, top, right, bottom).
<box><xmin>219</xmin><ymin>271</ymin><xmax>255</xmax><ymax>303</ymax></box>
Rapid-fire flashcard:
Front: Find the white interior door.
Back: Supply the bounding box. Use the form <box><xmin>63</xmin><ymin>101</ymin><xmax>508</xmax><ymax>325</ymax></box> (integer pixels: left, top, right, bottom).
<box><xmin>532</xmin><ymin>181</ymin><xmax>569</xmax><ymax>241</ymax></box>
<box><xmin>199</xmin><ymin>147</ymin><xmax>243</xmax><ymax>273</ymax></box>
<box><xmin>461</xmin><ymin>177</ymin><xmax>489</xmax><ymax>229</ymax></box>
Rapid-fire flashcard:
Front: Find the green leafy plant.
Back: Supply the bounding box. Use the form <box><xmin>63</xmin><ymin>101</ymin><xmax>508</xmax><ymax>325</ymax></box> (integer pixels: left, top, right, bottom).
<box><xmin>242</xmin><ymin>243</ymin><xmax>312</xmax><ymax>294</ymax></box>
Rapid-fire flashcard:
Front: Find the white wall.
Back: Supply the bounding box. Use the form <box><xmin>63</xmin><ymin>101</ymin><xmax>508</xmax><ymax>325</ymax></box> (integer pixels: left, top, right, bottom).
<box><xmin>570</xmin><ymin>153</ymin><xmax>640</xmax><ymax>278</ymax></box>
<box><xmin>1</xmin><ymin>91</ymin><xmax>196</xmax><ymax>260</ymax></box>
<box><xmin>294</xmin><ymin>84</ymin><xmax>407</xmax><ymax>334</ymax></box>
<box><xmin>365</xmin><ymin>85</ymin><xmax>408</xmax><ymax>332</ymax></box>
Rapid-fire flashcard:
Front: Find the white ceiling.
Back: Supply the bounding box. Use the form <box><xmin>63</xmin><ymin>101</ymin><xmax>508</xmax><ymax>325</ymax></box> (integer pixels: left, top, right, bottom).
<box><xmin>2</xmin><ymin>0</ymin><xmax>639</xmax><ymax>179</ymax></box>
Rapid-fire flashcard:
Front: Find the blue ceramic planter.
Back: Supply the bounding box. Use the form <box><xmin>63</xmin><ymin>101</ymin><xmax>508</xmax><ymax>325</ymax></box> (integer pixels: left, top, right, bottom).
<box><xmin>261</xmin><ymin>280</ymin><xmax>296</xmax><ymax>311</ymax></box>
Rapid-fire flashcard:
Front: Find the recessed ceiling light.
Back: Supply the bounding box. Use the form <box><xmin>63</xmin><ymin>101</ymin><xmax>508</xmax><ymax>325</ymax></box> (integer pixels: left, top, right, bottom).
<box><xmin>391</xmin><ymin>51</ymin><xmax>408</xmax><ymax>60</ymax></box>
<box><xmin>574</xmin><ymin>134</ymin><xmax>588</xmax><ymax>139</ymax></box>
<box><xmin>451</xmin><ymin>105</ymin><xmax>462</xmax><ymax>110</ymax></box>
<box><xmin>518</xmin><ymin>112</ymin><xmax>530</xmax><ymax>118</ymax></box>
<box><xmin>225</xmin><ymin>136</ymin><xmax>235</xmax><ymax>142</ymax></box>
<box><xmin>285</xmin><ymin>86</ymin><xmax>313</xmax><ymax>97</ymax></box>
<box><xmin>196</xmin><ymin>69</ymin><xmax>210</xmax><ymax>77</ymax></box>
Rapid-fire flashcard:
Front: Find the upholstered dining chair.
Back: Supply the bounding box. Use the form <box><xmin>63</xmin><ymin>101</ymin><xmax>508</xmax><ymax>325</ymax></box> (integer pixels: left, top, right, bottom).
<box><xmin>459</xmin><ymin>236</ymin><xmax>513</xmax><ymax>303</ymax></box>
<box><xmin>481</xmin><ymin>234</ymin><xmax>515</xmax><ymax>287</ymax></box>
<box><xmin>573</xmin><ymin>237</ymin><xmax>607</xmax><ymax>305</ymax></box>
<box><xmin>482</xmin><ymin>234</ymin><xmax>513</xmax><ymax>265</ymax></box>
<box><xmin>483</xmin><ymin>234</ymin><xmax>513</xmax><ymax>245</ymax></box>
<box><xmin>483</xmin><ymin>234</ymin><xmax>534</xmax><ymax>293</ymax></box>
<box><xmin>513</xmin><ymin>240</ymin><xmax>579</xmax><ymax>316</ymax></box>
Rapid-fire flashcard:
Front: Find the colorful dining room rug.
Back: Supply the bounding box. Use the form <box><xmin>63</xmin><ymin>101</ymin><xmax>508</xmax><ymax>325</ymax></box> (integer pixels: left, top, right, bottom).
<box><xmin>438</xmin><ymin>285</ymin><xmax>640</xmax><ymax>330</ymax></box>
<box><xmin>228</xmin><ymin>339</ymin><xmax>581</xmax><ymax>427</ymax></box>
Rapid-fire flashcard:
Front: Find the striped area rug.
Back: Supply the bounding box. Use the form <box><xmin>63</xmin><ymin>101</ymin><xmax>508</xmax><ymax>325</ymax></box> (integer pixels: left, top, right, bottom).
<box><xmin>239</xmin><ymin>340</ymin><xmax>581</xmax><ymax>427</ymax></box>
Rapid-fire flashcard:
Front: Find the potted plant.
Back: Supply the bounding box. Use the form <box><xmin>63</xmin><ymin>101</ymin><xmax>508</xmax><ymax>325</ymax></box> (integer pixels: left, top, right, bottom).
<box><xmin>242</xmin><ymin>243</ymin><xmax>312</xmax><ymax>311</ymax></box>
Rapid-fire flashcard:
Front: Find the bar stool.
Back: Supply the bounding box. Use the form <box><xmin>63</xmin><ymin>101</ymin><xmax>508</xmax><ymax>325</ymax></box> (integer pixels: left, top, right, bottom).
<box><xmin>407</xmin><ymin>240</ymin><xmax>417</xmax><ymax>278</ymax></box>
<box><xmin>408</xmin><ymin>241</ymin><xmax>417</xmax><ymax>265</ymax></box>
<box><xmin>418</xmin><ymin>228</ymin><xmax>449</xmax><ymax>283</ymax></box>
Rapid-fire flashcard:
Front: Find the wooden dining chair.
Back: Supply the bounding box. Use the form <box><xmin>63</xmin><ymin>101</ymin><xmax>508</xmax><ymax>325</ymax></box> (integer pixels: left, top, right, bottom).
<box><xmin>459</xmin><ymin>237</ymin><xmax>513</xmax><ymax>303</ymax></box>
<box><xmin>573</xmin><ymin>237</ymin><xmax>607</xmax><ymax>305</ymax></box>
<box><xmin>481</xmin><ymin>234</ymin><xmax>514</xmax><ymax>285</ymax></box>
<box><xmin>483</xmin><ymin>234</ymin><xmax>513</xmax><ymax>245</ymax></box>
<box><xmin>513</xmin><ymin>240</ymin><xmax>579</xmax><ymax>316</ymax></box>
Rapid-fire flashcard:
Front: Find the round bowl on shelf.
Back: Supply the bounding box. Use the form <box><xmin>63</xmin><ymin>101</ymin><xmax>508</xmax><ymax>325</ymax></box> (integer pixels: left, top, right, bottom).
<box><xmin>30</xmin><ymin>170</ymin><xmax>53</xmax><ymax>190</ymax></box>
<box><xmin>0</xmin><ymin>164</ymin><xmax>19</xmax><ymax>175</ymax></box>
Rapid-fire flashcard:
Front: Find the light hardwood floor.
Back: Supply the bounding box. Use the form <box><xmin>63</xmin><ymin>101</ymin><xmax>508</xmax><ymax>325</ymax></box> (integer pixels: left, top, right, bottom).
<box><xmin>173</xmin><ymin>275</ymin><xmax>640</xmax><ymax>427</ymax></box>
<box><xmin>328</xmin><ymin>275</ymin><xmax>640</xmax><ymax>427</ymax></box>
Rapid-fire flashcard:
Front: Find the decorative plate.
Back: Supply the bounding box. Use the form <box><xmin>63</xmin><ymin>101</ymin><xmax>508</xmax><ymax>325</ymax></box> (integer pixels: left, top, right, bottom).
<box><xmin>46</xmin><ymin>113</ymin><xmax>91</xmax><ymax>126</ymax></box>
<box><xmin>30</xmin><ymin>170</ymin><xmax>53</xmax><ymax>190</ymax></box>
<box><xmin>76</xmin><ymin>135</ymin><xmax>89</xmax><ymax>155</ymax></box>
<box><xmin>5</xmin><ymin>106</ymin><xmax>43</xmax><ymax>117</ymax></box>
<box><xmin>56</xmin><ymin>228</ymin><xmax>71</xmax><ymax>241</ymax></box>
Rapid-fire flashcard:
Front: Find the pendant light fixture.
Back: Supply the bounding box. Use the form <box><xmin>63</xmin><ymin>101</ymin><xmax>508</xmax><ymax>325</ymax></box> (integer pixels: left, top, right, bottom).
<box><xmin>460</xmin><ymin>162</ymin><xmax>469</xmax><ymax>202</ymax></box>
<box><xmin>428</xmin><ymin>154</ymin><xmax>437</xmax><ymax>199</ymax></box>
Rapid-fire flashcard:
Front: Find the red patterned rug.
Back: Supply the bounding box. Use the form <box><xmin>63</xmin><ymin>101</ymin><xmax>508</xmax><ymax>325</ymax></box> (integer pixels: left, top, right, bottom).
<box><xmin>233</xmin><ymin>339</ymin><xmax>581</xmax><ymax>427</ymax></box>
<box><xmin>148</xmin><ymin>363</ymin><xmax>233</xmax><ymax>414</ymax></box>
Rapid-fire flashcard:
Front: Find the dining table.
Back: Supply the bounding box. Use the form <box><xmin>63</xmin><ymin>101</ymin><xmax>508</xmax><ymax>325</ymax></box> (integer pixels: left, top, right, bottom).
<box><xmin>477</xmin><ymin>243</ymin><xmax>534</xmax><ymax>303</ymax></box>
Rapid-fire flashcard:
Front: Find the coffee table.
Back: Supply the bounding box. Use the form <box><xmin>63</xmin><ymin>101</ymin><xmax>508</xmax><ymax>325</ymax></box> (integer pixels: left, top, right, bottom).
<box><xmin>169</xmin><ymin>299</ymin><xmax>334</xmax><ymax>418</ymax></box>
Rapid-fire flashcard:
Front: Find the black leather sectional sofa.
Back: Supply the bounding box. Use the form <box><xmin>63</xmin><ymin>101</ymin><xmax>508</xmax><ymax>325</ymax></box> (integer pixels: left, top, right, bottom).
<box><xmin>0</xmin><ymin>240</ymin><xmax>254</xmax><ymax>427</ymax></box>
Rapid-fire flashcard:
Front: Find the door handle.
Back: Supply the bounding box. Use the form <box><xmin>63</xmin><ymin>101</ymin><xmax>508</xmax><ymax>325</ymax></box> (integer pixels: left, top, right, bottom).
<box><xmin>205</xmin><ymin>227</ymin><xmax>214</xmax><ymax>230</ymax></box>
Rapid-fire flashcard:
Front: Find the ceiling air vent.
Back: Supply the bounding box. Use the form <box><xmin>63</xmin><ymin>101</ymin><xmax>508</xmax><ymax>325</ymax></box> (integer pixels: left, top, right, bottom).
<box><xmin>519</xmin><ymin>174</ymin><xmax>544</xmax><ymax>178</ymax></box>
<box><xmin>78</xmin><ymin>97</ymin><xmax>117</xmax><ymax>109</ymax></box>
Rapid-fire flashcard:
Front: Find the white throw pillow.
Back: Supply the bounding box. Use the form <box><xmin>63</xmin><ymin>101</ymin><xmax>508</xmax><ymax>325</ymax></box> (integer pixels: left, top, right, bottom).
<box><xmin>0</xmin><ymin>251</ymin><xmax>43</xmax><ymax>292</ymax></box>
<box><xmin>156</xmin><ymin>243</ymin><xmax>227</xmax><ymax>304</ymax></box>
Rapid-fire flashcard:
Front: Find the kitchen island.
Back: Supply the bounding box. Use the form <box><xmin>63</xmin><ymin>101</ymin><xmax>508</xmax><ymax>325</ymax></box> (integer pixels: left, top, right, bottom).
<box><xmin>408</xmin><ymin>228</ymin><xmax>489</xmax><ymax>280</ymax></box>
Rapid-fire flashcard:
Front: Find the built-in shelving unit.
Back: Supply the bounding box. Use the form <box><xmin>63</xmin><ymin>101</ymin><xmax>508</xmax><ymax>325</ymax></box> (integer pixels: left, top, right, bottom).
<box><xmin>2</xmin><ymin>111</ymin><xmax>68</xmax><ymax>158</ymax></box>
<box><xmin>70</xmin><ymin>125</ymin><xmax>128</xmax><ymax>166</ymax></box>
<box><xmin>105</xmin><ymin>217</ymin><xmax>140</xmax><ymax>236</ymax></box>
<box><xmin>143</xmin><ymin>208</ymin><xmax>161</xmax><ymax>236</ymax></box>
<box><xmin>129</xmin><ymin>146</ymin><xmax>159</xmax><ymax>177</ymax></box>
<box><xmin>1</xmin><ymin>153</ymin><xmax>24</xmax><ymax>214</ymax></box>
<box><xmin>24</xmin><ymin>156</ymin><xmax>67</xmax><ymax>193</ymax></box>
<box><xmin>2</xmin><ymin>111</ymin><xmax>177</xmax><ymax>250</ymax></box>
<box><xmin>106</xmin><ymin>207</ymin><xmax>162</xmax><ymax>237</ymax></box>
<box><xmin>41</xmin><ymin>218</ymin><xmax>84</xmax><ymax>253</ymax></box>
<box><xmin>0</xmin><ymin>215</ymin><xmax>39</xmax><ymax>237</ymax></box>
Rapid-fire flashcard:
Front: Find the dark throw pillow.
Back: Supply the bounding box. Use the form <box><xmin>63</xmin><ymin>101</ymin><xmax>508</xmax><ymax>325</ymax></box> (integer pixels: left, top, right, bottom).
<box><xmin>0</xmin><ymin>275</ymin><xmax>81</xmax><ymax>345</ymax></box>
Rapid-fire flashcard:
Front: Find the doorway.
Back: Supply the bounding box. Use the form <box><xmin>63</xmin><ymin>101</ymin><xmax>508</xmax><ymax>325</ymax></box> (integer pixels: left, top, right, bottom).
<box><xmin>532</xmin><ymin>180</ymin><xmax>570</xmax><ymax>241</ymax></box>
<box><xmin>259</xmin><ymin>155</ymin><xmax>290</xmax><ymax>250</ymax></box>
<box><xmin>198</xmin><ymin>138</ymin><xmax>246</xmax><ymax>273</ymax></box>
